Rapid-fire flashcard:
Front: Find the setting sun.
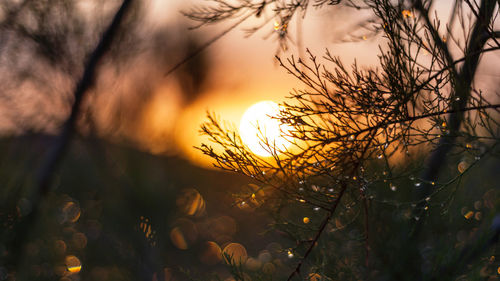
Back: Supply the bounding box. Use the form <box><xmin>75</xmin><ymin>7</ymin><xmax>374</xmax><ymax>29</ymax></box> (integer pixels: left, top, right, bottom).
<box><xmin>239</xmin><ymin>101</ymin><xmax>291</xmax><ymax>157</ymax></box>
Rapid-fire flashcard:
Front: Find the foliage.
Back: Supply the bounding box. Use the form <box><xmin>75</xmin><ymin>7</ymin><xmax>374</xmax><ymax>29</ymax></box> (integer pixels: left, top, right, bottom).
<box><xmin>194</xmin><ymin>0</ymin><xmax>500</xmax><ymax>280</ymax></box>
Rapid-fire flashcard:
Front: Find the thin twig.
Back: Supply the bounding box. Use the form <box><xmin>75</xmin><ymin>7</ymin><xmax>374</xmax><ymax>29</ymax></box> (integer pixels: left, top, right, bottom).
<box><xmin>165</xmin><ymin>12</ymin><xmax>252</xmax><ymax>77</ymax></box>
<box><xmin>286</xmin><ymin>183</ymin><xmax>347</xmax><ymax>280</ymax></box>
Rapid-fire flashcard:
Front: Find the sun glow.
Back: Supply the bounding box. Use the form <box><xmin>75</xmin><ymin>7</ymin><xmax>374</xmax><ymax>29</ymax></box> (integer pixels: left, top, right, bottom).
<box><xmin>239</xmin><ymin>101</ymin><xmax>291</xmax><ymax>157</ymax></box>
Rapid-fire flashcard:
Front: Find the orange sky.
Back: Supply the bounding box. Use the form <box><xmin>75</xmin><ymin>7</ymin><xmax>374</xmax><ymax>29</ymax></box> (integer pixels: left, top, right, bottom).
<box><xmin>2</xmin><ymin>1</ymin><xmax>498</xmax><ymax>169</ymax></box>
<box><xmin>168</xmin><ymin>1</ymin><xmax>499</xmax><ymax>168</ymax></box>
<box><xmin>140</xmin><ymin>0</ymin><xmax>384</xmax><ymax>167</ymax></box>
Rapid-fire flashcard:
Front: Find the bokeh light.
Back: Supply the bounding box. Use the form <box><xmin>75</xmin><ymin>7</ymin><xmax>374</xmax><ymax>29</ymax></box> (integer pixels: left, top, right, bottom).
<box><xmin>65</xmin><ymin>255</ymin><xmax>82</xmax><ymax>273</ymax></box>
<box><xmin>54</xmin><ymin>240</ymin><xmax>66</xmax><ymax>256</ymax></box>
<box><xmin>176</xmin><ymin>188</ymin><xmax>205</xmax><ymax>217</ymax></box>
<box><xmin>170</xmin><ymin>218</ymin><xmax>198</xmax><ymax>250</ymax></box>
<box><xmin>222</xmin><ymin>242</ymin><xmax>248</xmax><ymax>264</ymax></box>
<box><xmin>199</xmin><ymin>241</ymin><xmax>222</xmax><ymax>265</ymax></box>
<box><xmin>59</xmin><ymin>200</ymin><xmax>81</xmax><ymax>224</ymax></box>
<box><xmin>71</xmin><ymin>232</ymin><xmax>87</xmax><ymax>249</ymax></box>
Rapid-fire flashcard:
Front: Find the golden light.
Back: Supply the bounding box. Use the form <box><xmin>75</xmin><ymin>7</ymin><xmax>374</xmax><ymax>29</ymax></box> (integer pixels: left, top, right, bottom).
<box><xmin>65</xmin><ymin>255</ymin><xmax>82</xmax><ymax>273</ymax></box>
<box><xmin>239</xmin><ymin>101</ymin><xmax>291</xmax><ymax>157</ymax></box>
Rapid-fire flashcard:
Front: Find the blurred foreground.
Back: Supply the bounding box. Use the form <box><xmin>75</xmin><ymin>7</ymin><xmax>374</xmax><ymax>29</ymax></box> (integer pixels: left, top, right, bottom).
<box><xmin>0</xmin><ymin>135</ymin><xmax>290</xmax><ymax>280</ymax></box>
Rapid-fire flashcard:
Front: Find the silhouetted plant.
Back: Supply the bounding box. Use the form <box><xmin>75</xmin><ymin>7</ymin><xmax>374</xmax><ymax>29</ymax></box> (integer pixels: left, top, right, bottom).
<box><xmin>193</xmin><ymin>0</ymin><xmax>500</xmax><ymax>280</ymax></box>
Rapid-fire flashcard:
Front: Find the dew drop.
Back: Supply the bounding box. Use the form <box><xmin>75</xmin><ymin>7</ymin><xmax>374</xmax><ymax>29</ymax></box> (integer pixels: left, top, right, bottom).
<box><xmin>402</xmin><ymin>10</ymin><xmax>413</xmax><ymax>18</ymax></box>
<box><xmin>273</xmin><ymin>21</ymin><xmax>280</xmax><ymax>31</ymax></box>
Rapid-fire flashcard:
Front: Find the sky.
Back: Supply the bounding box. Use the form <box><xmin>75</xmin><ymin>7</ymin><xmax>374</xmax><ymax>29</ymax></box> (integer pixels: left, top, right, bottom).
<box><xmin>141</xmin><ymin>0</ymin><xmax>383</xmax><ymax>167</ymax></box>
<box><xmin>1</xmin><ymin>0</ymin><xmax>498</xmax><ymax>168</ymax></box>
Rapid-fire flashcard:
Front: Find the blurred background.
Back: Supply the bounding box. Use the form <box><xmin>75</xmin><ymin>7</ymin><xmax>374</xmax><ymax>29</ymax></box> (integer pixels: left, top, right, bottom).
<box><xmin>0</xmin><ymin>0</ymin><xmax>499</xmax><ymax>280</ymax></box>
<box><xmin>0</xmin><ymin>0</ymin><xmax>346</xmax><ymax>279</ymax></box>
<box><xmin>0</xmin><ymin>0</ymin><xmax>387</xmax><ymax>167</ymax></box>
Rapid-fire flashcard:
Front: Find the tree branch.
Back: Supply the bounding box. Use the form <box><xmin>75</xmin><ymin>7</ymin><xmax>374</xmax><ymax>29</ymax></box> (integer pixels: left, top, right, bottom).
<box><xmin>287</xmin><ymin>131</ymin><xmax>377</xmax><ymax>280</ymax></box>
<box><xmin>416</xmin><ymin>0</ymin><xmax>497</xmax><ymax>222</ymax></box>
<box><xmin>287</xmin><ymin>183</ymin><xmax>347</xmax><ymax>280</ymax></box>
<box><xmin>8</xmin><ymin>0</ymin><xmax>134</xmax><ymax>272</ymax></box>
<box><xmin>401</xmin><ymin>0</ymin><xmax>498</xmax><ymax>279</ymax></box>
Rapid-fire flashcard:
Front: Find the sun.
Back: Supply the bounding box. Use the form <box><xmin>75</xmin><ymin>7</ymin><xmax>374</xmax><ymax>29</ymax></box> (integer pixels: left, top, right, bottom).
<box><xmin>239</xmin><ymin>101</ymin><xmax>292</xmax><ymax>157</ymax></box>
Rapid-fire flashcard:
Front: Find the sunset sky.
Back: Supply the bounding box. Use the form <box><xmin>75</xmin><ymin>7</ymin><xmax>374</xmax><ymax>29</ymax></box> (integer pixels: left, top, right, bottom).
<box><xmin>139</xmin><ymin>0</ymin><xmax>384</xmax><ymax>167</ymax></box>
<box><xmin>138</xmin><ymin>0</ymin><xmax>499</xmax><ymax>168</ymax></box>
<box><xmin>1</xmin><ymin>0</ymin><xmax>498</xmax><ymax>168</ymax></box>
